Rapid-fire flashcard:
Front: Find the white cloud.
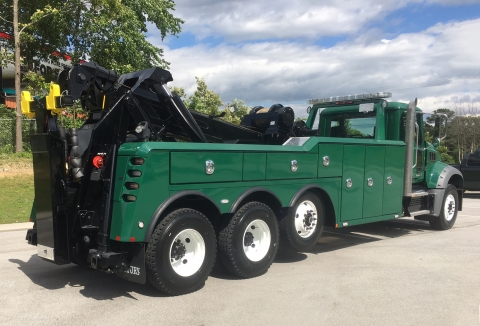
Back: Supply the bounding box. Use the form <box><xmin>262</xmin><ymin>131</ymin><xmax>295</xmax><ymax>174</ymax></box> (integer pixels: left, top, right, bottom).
<box><xmin>156</xmin><ymin>18</ymin><xmax>480</xmax><ymax>116</ymax></box>
<box><xmin>170</xmin><ymin>0</ymin><xmax>480</xmax><ymax>42</ymax></box>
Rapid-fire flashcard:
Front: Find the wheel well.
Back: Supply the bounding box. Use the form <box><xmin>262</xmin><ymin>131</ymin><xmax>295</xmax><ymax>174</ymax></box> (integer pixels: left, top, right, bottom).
<box><xmin>156</xmin><ymin>195</ymin><xmax>222</xmax><ymax>234</ymax></box>
<box><xmin>448</xmin><ymin>174</ymin><xmax>463</xmax><ymax>190</ymax></box>
<box><xmin>298</xmin><ymin>188</ymin><xmax>336</xmax><ymax>228</ymax></box>
<box><xmin>447</xmin><ymin>174</ymin><xmax>464</xmax><ymax>211</ymax></box>
<box><xmin>234</xmin><ymin>191</ymin><xmax>284</xmax><ymax>221</ymax></box>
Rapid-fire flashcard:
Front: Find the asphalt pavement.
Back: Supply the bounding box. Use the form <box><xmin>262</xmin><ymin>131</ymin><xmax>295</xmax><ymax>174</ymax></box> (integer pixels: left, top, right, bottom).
<box><xmin>1</xmin><ymin>193</ymin><xmax>479</xmax><ymax>325</ymax></box>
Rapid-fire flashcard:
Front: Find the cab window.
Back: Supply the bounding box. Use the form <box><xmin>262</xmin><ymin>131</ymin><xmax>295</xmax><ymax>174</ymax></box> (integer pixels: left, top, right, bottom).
<box><xmin>329</xmin><ymin>116</ymin><xmax>376</xmax><ymax>138</ymax></box>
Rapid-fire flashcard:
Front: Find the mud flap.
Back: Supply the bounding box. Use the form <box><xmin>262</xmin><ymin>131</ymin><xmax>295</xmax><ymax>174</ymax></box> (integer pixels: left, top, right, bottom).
<box><xmin>116</xmin><ymin>244</ymin><xmax>146</xmax><ymax>284</ymax></box>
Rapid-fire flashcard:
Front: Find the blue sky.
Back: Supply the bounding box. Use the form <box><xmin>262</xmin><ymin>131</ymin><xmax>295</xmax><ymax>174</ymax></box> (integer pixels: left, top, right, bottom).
<box><xmin>147</xmin><ymin>0</ymin><xmax>480</xmax><ymax>116</ymax></box>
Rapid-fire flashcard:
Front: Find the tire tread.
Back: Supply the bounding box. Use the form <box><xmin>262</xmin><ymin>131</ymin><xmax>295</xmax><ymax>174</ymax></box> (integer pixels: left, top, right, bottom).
<box><xmin>146</xmin><ymin>208</ymin><xmax>216</xmax><ymax>295</ymax></box>
<box><xmin>218</xmin><ymin>201</ymin><xmax>278</xmax><ymax>278</ymax></box>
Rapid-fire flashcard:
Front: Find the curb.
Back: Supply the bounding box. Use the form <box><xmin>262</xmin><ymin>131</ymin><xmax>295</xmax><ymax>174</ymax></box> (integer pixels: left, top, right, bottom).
<box><xmin>0</xmin><ymin>222</ymin><xmax>34</xmax><ymax>232</ymax></box>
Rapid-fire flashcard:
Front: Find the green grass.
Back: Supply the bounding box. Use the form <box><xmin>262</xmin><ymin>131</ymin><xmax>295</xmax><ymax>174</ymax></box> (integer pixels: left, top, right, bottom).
<box><xmin>0</xmin><ymin>175</ymin><xmax>34</xmax><ymax>224</ymax></box>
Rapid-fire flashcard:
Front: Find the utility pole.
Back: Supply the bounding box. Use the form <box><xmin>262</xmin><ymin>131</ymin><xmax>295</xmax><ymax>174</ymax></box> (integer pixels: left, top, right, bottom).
<box><xmin>13</xmin><ymin>0</ymin><xmax>22</xmax><ymax>152</ymax></box>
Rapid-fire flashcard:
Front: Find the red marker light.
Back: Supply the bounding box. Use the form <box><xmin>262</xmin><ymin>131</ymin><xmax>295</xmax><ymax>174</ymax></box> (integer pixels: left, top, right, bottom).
<box><xmin>93</xmin><ymin>156</ymin><xmax>104</xmax><ymax>169</ymax></box>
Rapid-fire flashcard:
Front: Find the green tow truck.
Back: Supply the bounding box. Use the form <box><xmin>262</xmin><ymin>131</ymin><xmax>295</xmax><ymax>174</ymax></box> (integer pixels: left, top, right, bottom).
<box><xmin>22</xmin><ymin>62</ymin><xmax>463</xmax><ymax>295</ymax></box>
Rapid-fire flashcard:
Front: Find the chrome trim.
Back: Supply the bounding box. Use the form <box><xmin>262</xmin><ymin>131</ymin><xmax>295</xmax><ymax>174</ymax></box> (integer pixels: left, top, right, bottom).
<box><xmin>409</xmin><ymin>210</ymin><xmax>431</xmax><ymax>217</ymax></box>
<box><xmin>37</xmin><ymin>245</ymin><xmax>54</xmax><ymax>261</ymax></box>
<box><xmin>291</xmin><ymin>160</ymin><xmax>298</xmax><ymax>172</ymax></box>
<box><xmin>205</xmin><ymin>160</ymin><xmax>215</xmax><ymax>175</ymax></box>
<box><xmin>346</xmin><ymin>178</ymin><xmax>353</xmax><ymax>188</ymax></box>
<box><xmin>322</xmin><ymin>156</ymin><xmax>330</xmax><ymax>167</ymax></box>
<box><xmin>386</xmin><ymin>176</ymin><xmax>392</xmax><ymax>185</ymax></box>
<box><xmin>367</xmin><ymin>178</ymin><xmax>373</xmax><ymax>187</ymax></box>
<box><xmin>411</xmin><ymin>191</ymin><xmax>428</xmax><ymax>198</ymax></box>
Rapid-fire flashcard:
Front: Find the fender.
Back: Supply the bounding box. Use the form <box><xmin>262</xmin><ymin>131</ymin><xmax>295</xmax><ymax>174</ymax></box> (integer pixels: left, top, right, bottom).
<box><xmin>289</xmin><ymin>184</ymin><xmax>330</xmax><ymax>206</ymax></box>
<box><xmin>145</xmin><ymin>191</ymin><xmax>220</xmax><ymax>242</ymax></box>
<box><xmin>425</xmin><ymin>161</ymin><xmax>463</xmax><ymax>189</ymax></box>
<box><xmin>229</xmin><ymin>187</ymin><xmax>282</xmax><ymax>213</ymax></box>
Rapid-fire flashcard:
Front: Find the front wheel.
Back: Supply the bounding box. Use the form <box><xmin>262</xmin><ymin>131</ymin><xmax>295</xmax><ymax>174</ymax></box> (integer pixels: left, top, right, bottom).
<box><xmin>218</xmin><ymin>202</ymin><xmax>279</xmax><ymax>278</ymax></box>
<box><xmin>430</xmin><ymin>185</ymin><xmax>459</xmax><ymax>230</ymax></box>
<box><xmin>146</xmin><ymin>208</ymin><xmax>216</xmax><ymax>295</ymax></box>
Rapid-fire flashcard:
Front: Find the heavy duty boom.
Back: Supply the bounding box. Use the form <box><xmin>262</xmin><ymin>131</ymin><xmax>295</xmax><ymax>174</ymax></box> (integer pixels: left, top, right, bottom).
<box><xmin>22</xmin><ymin>62</ymin><xmax>463</xmax><ymax>295</ymax></box>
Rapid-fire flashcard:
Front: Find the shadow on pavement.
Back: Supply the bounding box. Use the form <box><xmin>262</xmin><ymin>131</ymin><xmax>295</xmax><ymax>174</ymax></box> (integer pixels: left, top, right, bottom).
<box><xmin>464</xmin><ymin>191</ymin><xmax>480</xmax><ymax>199</ymax></box>
<box><xmin>309</xmin><ymin>218</ymin><xmax>433</xmax><ymax>254</ymax></box>
<box><xmin>209</xmin><ymin>249</ymin><xmax>307</xmax><ymax>281</ymax></box>
<box><xmin>9</xmin><ymin>255</ymin><xmax>168</xmax><ymax>300</ymax></box>
<box><xmin>9</xmin><ymin>219</ymin><xmax>435</xmax><ymax>296</ymax></box>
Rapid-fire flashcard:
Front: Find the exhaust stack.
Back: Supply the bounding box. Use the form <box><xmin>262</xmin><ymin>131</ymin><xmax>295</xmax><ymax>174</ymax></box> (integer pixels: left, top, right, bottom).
<box><xmin>403</xmin><ymin>98</ymin><xmax>417</xmax><ymax>197</ymax></box>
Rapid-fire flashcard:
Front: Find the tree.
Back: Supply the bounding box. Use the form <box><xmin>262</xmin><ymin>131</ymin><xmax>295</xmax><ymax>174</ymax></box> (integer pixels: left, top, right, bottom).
<box><xmin>225</xmin><ymin>99</ymin><xmax>250</xmax><ymax>125</ymax></box>
<box><xmin>186</xmin><ymin>77</ymin><xmax>223</xmax><ymax>116</ymax></box>
<box><xmin>23</xmin><ymin>71</ymin><xmax>48</xmax><ymax>95</ymax></box>
<box><xmin>61</xmin><ymin>0</ymin><xmax>183</xmax><ymax>73</ymax></box>
<box><xmin>174</xmin><ymin>82</ymin><xmax>250</xmax><ymax>125</ymax></box>
<box><xmin>0</xmin><ymin>0</ymin><xmax>183</xmax><ymax>152</ymax></box>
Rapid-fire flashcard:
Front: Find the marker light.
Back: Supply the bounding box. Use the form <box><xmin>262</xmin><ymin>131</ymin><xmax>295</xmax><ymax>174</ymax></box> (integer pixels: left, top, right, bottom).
<box><xmin>128</xmin><ymin>170</ymin><xmax>142</xmax><ymax>177</ymax></box>
<box><xmin>309</xmin><ymin>92</ymin><xmax>392</xmax><ymax>105</ymax></box>
<box><xmin>131</xmin><ymin>157</ymin><xmax>144</xmax><ymax>165</ymax></box>
<box><xmin>125</xmin><ymin>182</ymin><xmax>139</xmax><ymax>190</ymax></box>
<box><xmin>123</xmin><ymin>194</ymin><xmax>137</xmax><ymax>202</ymax></box>
<box><xmin>92</xmin><ymin>156</ymin><xmax>104</xmax><ymax>169</ymax></box>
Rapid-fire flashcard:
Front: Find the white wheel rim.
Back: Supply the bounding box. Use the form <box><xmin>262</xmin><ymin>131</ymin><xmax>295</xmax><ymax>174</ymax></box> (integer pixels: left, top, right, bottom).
<box><xmin>243</xmin><ymin>219</ymin><xmax>271</xmax><ymax>262</ymax></box>
<box><xmin>444</xmin><ymin>194</ymin><xmax>456</xmax><ymax>221</ymax></box>
<box><xmin>169</xmin><ymin>229</ymin><xmax>205</xmax><ymax>277</ymax></box>
<box><xmin>294</xmin><ymin>200</ymin><xmax>317</xmax><ymax>238</ymax></box>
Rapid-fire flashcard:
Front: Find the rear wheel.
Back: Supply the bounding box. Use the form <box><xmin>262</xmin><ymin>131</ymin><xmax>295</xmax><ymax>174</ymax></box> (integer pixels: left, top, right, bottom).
<box><xmin>218</xmin><ymin>202</ymin><xmax>279</xmax><ymax>278</ymax></box>
<box><xmin>430</xmin><ymin>185</ymin><xmax>458</xmax><ymax>230</ymax></box>
<box><xmin>279</xmin><ymin>192</ymin><xmax>325</xmax><ymax>252</ymax></box>
<box><xmin>146</xmin><ymin>208</ymin><xmax>216</xmax><ymax>295</ymax></box>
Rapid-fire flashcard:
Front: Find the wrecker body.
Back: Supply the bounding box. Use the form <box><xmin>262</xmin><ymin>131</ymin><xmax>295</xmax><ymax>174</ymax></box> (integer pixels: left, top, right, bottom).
<box><xmin>22</xmin><ymin>62</ymin><xmax>463</xmax><ymax>295</ymax></box>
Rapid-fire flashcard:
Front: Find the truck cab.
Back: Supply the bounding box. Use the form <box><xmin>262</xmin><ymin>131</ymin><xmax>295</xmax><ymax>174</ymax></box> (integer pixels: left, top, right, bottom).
<box><xmin>305</xmin><ymin>92</ymin><xmax>463</xmax><ymax>220</ymax></box>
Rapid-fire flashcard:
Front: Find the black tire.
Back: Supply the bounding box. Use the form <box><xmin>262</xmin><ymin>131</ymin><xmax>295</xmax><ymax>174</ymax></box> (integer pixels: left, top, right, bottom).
<box><xmin>218</xmin><ymin>202</ymin><xmax>279</xmax><ymax>278</ymax></box>
<box><xmin>279</xmin><ymin>192</ymin><xmax>325</xmax><ymax>252</ymax></box>
<box><xmin>146</xmin><ymin>208</ymin><xmax>216</xmax><ymax>295</ymax></box>
<box><xmin>429</xmin><ymin>185</ymin><xmax>459</xmax><ymax>230</ymax></box>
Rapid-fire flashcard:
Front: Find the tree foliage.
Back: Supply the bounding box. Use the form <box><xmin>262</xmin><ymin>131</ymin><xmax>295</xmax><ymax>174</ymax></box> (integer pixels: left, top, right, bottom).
<box><xmin>176</xmin><ymin>78</ymin><xmax>251</xmax><ymax>125</ymax></box>
<box><xmin>225</xmin><ymin>99</ymin><xmax>249</xmax><ymax>125</ymax></box>
<box><xmin>23</xmin><ymin>71</ymin><xmax>49</xmax><ymax>95</ymax></box>
<box><xmin>185</xmin><ymin>77</ymin><xmax>223</xmax><ymax>116</ymax></box>
<box><xmin>0</xmin><ymin>0</ymin><xmax>183</xmax><ymax>74</ymax></box>
<box><xmin>428</xmin><ymin>104</ymin><xmax>480</xmax><ymax>164</ymax></box>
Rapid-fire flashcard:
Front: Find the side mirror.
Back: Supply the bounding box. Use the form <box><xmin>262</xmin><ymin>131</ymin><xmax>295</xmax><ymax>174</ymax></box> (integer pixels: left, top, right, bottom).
<box><xmin>435</xmin><ymin>114</ymin><xmax>448</xmax><ymax>143</ymax></box>
<box><xmin>422</xmin><ymin>113</ymin><xmax>447</xmax><ymax>148</ymax></box>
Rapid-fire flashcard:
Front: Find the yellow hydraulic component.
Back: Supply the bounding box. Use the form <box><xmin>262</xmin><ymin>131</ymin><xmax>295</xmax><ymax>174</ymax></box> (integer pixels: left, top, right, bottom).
<box><xmin>21</xmin><ymin>91</ymin><xmax>36</xmax><ymax>119</ymax></box>
<box><xmin>45</xmin><ymin>83</ymin><xmax>64</xmax><ymax>115</ymax></box>
<box><xmin>102</xmin><ymin>95</ymin><xmax>106</xmax><ymax>109</ymax></box>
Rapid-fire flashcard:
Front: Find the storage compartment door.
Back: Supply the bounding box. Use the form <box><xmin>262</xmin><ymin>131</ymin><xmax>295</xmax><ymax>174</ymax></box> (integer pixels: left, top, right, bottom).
<box><xmin>340</xmin><ymin>145</ymin><xmax>365</xmax><ymax>221</ymax></box>
<box><xmin>363</xmin><ymin>146</ymin><xmax>385</xmax><ymax>218</ymax></box>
